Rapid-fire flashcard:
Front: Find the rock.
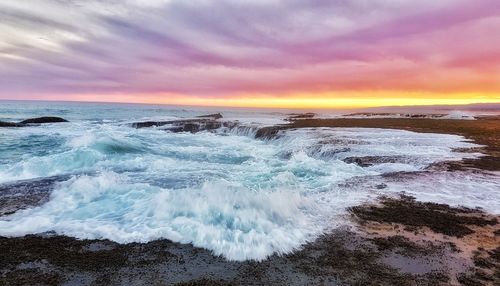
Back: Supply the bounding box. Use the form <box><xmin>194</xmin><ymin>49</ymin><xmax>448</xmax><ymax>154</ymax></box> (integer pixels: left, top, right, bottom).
<box><xmin>131</xmin><ymin>120</ymin><xmax>172</xmax><ymax>128</ymax></box>
<box><xmin>166</xmin><ymin>120</ymin><xmax>237</xmax><ymax>133</ymax></box>
<box><xmin>343</xmin><ymin>157</ymin><xmax>374</xmax><ymax>167</ymax></box>
<box><xmin>196</xmin><ymin>113</ymin><xmax>223</xmax><ymax>119</ymax></box>
<box><xmin>287</xmin><ymin>113</ymin><xmax>316</xmax><ymax>120</ymax></box>
<box><xmin>131</xmin><ymin>119</ymin><xmax>216</xmax><ymax>129</ymax></box>
<box><xmin>349</xmin><ymin>194</ymin><xmax>498</xmax><ymax>238</ymax></box>
<box><xmin>131</xmin><ymin>118</ymin><xmax>238</xmax><ymax>133</ymax></box>
<box><xmin>0</xmin><ymin>121</ymin><xmax>22</xmax><ymax>127</ymax></box>
<box><xmin>182</xmin><ymin>122</ymin><xmax>201</xmax><ymax>133</ymax></box>
<box><xmin>132</xmin><ymin>117</ymin><xmax>287</xmax><ymax>140</ymax></box>
<box><xmin>0</xmin><ymin>175</ymin><xmax>72</xmax><ymax>216</ymax></box>
<box><xmin>131</xmin><ymin>121</ymin><xmax>166</xmax><ymax>128</ymax></box>
<box><xmin>343</xmin><ymin>156</ymin><xmax>406</xmax><ymax>167</ymax></box>
<box><xmin>1</xmin><ymin>117</ymin><xmax>68</xmax><ymax>127</ymax></box>
<box><xmin>255</xmin><ymin>126</ymin><xmax>282</xmax><ymax>139</ymax></box>
<box><xmin>20</xmin><ymin>117</ymin><xmax>68</xmax><ymax>124</ymax></box>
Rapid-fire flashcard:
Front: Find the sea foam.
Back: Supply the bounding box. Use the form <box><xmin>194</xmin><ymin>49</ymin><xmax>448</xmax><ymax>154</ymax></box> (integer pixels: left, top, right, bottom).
<box><xmin>0</xmin><ymin>119</ymin><xmax>496</xmax><ymax>261</ymax></box>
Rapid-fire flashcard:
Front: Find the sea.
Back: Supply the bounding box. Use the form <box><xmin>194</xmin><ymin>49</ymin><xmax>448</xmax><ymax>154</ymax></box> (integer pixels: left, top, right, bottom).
<box><xmin>0</xmin><ymin>100</ymin><xmax>499</xmax><ymax>261</ymax></box>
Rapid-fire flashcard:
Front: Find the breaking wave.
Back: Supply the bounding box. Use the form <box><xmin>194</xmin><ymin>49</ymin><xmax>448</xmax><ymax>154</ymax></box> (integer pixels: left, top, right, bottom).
<box><xmin>0</xmin><ymin>116</ymin><xmax>496</xmax><ymax>261</ymax></box>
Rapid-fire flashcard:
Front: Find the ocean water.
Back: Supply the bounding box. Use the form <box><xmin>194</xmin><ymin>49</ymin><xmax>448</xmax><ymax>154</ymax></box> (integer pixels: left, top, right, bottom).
<box><xmin>0</xmin><ymin>101</ymin><xmax>499</xmax><ymax>261</ymax></box>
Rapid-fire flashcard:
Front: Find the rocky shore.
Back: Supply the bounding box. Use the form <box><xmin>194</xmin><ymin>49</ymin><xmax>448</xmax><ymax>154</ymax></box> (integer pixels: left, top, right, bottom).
<box><xmin>1</xmin><ymin>194</ymin><xmax>497</xmax><ymax>285</ymax></box>
<box><xmin>285</xmin><ymin>116</ymin><xmax>500</xmax><ymax>171</ymax></box>
<box><xmin>1</xmin><ymin>115</ymin><xmax>499</xmax><ymax>285</ymax></box>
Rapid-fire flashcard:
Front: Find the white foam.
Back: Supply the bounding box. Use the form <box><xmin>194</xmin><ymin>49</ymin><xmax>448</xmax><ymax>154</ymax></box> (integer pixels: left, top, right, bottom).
<box><xmin>0</xmin><ymin>173</ymin><xmax>321</xmax><ymax>261</ymax></box>
<box><xmin>385</xmin><ymin>171</ymin><xmax>500</xmax><ymax>213</ymax></box>
<box><xmin>0</xmin><ymin>122</ymin><xmax>498</xmax><ymax>261</ymax></box>
<box><xmin>443</xmin><ymin>111</ymin><xmax>475</xmax><ymax>120</ymax></box>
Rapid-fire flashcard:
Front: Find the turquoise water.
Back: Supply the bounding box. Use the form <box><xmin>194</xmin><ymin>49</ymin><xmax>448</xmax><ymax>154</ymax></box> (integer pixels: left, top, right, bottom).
<box><xmin>0</xmin><ymin>101</ymin><xmax>498</xmax><ymax>261</ymax></box>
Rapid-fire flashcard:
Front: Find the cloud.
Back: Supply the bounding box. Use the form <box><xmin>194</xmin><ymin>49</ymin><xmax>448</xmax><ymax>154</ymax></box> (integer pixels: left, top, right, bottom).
<box><xmin>0</xmin><ymin>0</ymin><xmax>499</xmax><ymax>100</ymax></box>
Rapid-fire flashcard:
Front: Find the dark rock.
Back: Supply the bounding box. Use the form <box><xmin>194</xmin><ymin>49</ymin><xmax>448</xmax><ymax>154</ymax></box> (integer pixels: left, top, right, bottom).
<box><xmin>131</xmin><ymin>119</ymin><xmax>203</xmax><ymax>129</ymax></box>
<box><xmin>343</xmin><ymin>112</ymin><xmax>394</xmax><ymax>117</ymax></box>
<box><xmin>182</xmin><ymin>123</ymin><xmax>200</xmax><ymax>133</ymax></box>
<box><xmin>0</xmin><ymin>228</ymin><xmax>449</xmax><ymax>286</ymax></box>
<box><xmin>175</xmin><ymin>278</ymin><xmax>236</xmax><ymax>286</ymax></box>
<box><xmin>196</xmin><ymin>113</ymin><xmax>223</xmax><ymax>119</ymax></box>
<box><xmin>349</xmin><ymin>195</ymin><xmax>498</xmax><ymax>237</ymax></box>
<box><xmin>344</xmin><ymin>157</ymin><xmax>374</xmax><ymax>167</ymax></box>
<box><xmin>344</xmin><ymin>156</ymin><xmax>406</xmax><ymax>167</ymax></box>
<box><xmin>0</xmin><ymin>121</ymin><xmax>22</xmax><ymax>127</ymax></box>
<box><xmin>132</xmin><ymin>117</ymin><xmax>286</xmax><ymax>140</ymax></box>
<box><xmin>1</xmin><ymin>117</ymin><xmax>68</xmax><ymax>127</ymax></box>
<box><xmin>131</xmin><ymin>121</ymin><xmax>169</xmax><ymax>128</ymax></box>
<box><xmin>132</xmin><ymin>117</ymin><xmax>287</xmax><ymax>140</ymax></box>
<box><xmin>304</xmin><ymin>145</ymin><xmax>352</xmax><ymax>159</ymax></box>
<box><xmin>371</xmin><ymin>235</ymin><xmax>437</xmax><ymax>256</ymax></box>
<box><xmin>255</xmin><ymin>126</ymin><xmax>282</xmax><ymax>139</ymax></box>
<box><xmin>131</xmin><ymin>118</ymin><xmax>238</xmax><ymax>134</ymax></box>
<box><xmin>287</xmin><ymin>113</ymin><xmax>316</xmax><ymax>120</ymax></box>
<box><xmin>20</xmin><ymin>117</ymin><xmax>68</xmax><ymax>124</ymax></box>
<box><xmin>165</xmin><ymin>120</ymin><xmax>220</xmax><ymax>133</ymax></box>
<box><xmin>0</xmin><ymin>175</ymin><xmax>72</xmax><ymax>216</ymax></box>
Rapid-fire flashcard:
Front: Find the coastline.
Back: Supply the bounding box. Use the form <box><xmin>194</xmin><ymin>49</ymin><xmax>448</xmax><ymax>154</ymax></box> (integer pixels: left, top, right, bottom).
<box><xmin>1</xmin><ymin>117</ymin><xmax>499</xmax><ymax>285</ymax></box>
<box><xmin>286</xmin><ymin>117</ymin><xmax>500</xmax><ymax>171</ymax></box>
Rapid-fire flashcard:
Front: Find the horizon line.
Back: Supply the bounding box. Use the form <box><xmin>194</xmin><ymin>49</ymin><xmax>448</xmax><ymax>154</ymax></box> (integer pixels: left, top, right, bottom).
<box><xmin>1</xmin><ymin>98</ymin><xmax>500</xmax><ymax>111</ymax></box>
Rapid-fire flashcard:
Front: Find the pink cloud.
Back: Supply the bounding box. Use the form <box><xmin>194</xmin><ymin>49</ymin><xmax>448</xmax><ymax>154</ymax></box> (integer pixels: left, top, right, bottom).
<box><xmin>0</xmin><ymin>0</ymin><xmax>499</xmax><ymax>100</ymax></box>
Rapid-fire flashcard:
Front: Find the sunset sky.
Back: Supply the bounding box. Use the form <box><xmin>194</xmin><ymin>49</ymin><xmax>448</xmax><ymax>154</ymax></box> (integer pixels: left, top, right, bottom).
<box><xmin>0</xmin><ymin>0</ymin><xmax>499</xmax><ymax>108</ymax></box>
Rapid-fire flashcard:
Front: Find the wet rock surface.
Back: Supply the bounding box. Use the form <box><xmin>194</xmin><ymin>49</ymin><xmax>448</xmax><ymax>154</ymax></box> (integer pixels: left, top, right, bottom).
<box><xmin>349</xmin><ymin>195</ymin><xmax>500</xmax><ymax>286</ymax></box>
<box><xmin>196</xmin><ymin>113</ymin><xmax>223</xmax><ymax>119</ymax></box>
<box><xmin>131</xmin><ymin>118</ymin><xmax>238</xmax><ymax>133</ymax></box>
<box><xmin>0</xmin><ymin>117</ymin><xmax>68</xmax><ymax>127</ymax></box>
<box><xmin>130</xmin><ymin>113</ymin><xmax>288</xmax><ymax>140</ymax></box>
<box><xmin>131</xmin><ymin>113</ymin><xmax>228</xmax><ymax>131</ymax></box>
<box><xmin>0</xmin><ymin>228</ymin><xmax>458</xmax><ymax>286</ymax></box>
<box><xmin>0</xmin><ymin>175</ymin><xmax>71</xmax><ymax>217</ymax></box>
<box><xmin>20</xmin><ymin>117</ymin><xmax>68</xmax><ymax>124</ymax></box>
<box><xmin>0</xmin><ymin>121</ymin><xmax>23</xmax><ymax>127</ymax></box>
<box><xmin>459</xmin><ymin>248</ymin><xmax>500</xmax><ymax>285</ymax></box>
<box><xmin>286</xmin><ymin>113</ymin><xmax>316</xmax><ymax>120</ymax></box>
<box><xmin>2</xmin><ymin>194</ymin><xmax>497</xmax><ymax>285</ymax></box>
<box><xmin>254</xmin><ymin>126</ymin><xmax>283</xmax><ymax>139</ymax></box>
<box><xmin>350</xmin><ymin>195</ymin><xmax>497</xmax><ymax>237</ymax></box>
<box><xmin>343</xmin><ymin>156</ymin><xmax>407</xmax><ymax>167</ymax></box>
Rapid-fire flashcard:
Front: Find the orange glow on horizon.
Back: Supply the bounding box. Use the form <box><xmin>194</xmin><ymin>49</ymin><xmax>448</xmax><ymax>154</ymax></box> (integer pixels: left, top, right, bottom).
<box><xmin>25</xmin><ymin>91</ymin><xmax>500</xmax><ymax>109</ymax></box>
<box><xmin>9</xmin><ymin>92</ymin><xmax>500</xmax><ymax>109</ymax></box>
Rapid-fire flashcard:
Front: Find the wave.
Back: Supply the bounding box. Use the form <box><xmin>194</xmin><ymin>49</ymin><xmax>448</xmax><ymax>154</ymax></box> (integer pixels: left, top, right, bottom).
<box><xmin>0</xmin><ymin>120</ymin><xmax>492</xmax><ymax>260</ymax></box>
<box><xmin>0</xmin><ymin>173</ymin><xmax>320</xmax><ymax>261</ymax></box>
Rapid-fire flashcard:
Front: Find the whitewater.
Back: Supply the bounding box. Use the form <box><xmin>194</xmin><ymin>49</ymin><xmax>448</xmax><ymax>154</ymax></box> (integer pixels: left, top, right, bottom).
<box><xmin>0</xmin><ymin>101</ymin><xmax>499</xmax><ymax>261</ymax></box>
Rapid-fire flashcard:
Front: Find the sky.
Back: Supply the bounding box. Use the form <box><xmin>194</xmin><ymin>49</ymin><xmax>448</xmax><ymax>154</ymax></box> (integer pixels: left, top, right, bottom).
<box><xmin>0</xmin><ymin>0</ymin><xmax>499</xmax><ymax>108</ymax></box>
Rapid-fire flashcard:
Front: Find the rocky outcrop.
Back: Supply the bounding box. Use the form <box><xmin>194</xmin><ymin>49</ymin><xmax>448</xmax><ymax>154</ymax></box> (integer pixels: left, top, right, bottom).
<box><xmin>131</xmin><ymin>118</ymin><xmax>238</xmax><ymax>133</ymax></box>
<box><xmin>343</xmin><ymin>156</ymin><xmax>407</xmax><ymax>167</ymax></box>
<box><xmin>0</xmin><ymin>117</ymin><xmax>68</xmax><ymax>127</ymax></box>
<box><xmin>132</xmin><ymin>117</ymin><xmax>288</xmax><ymax>140</ymax></box>
<box><xmin>196</xmin><ymin>113</ymin><xmax>223</xmax><ymax>120</ymax></box>
<box><xmin>286</xmin><ymin>113</ymin><xmax>316</xmax><ymax>121</ymax></box>
<box><xmin>0</xmin><ymin>121</ymin><xmax>22</xmax><ymax>127</ymax></box>
<box><xmin>20</xmin><ymin>117</ymin><xmax>68</xmax><ymax>124</ymax></box>
<box><xmin>0</xmin><ymin>175</ymin><xmax>71</xmax><ymax>216</ymax></box>
<box><xmin>132</xmin><ymin>113</ymin><xmax>223</xmax><ymax>129</ymax></box>
<box><xmin>254</xmin><ymin>126</ymin><xmax>283</xmax><ymax>139</ymax></box>
<box><xmin>131</xmin><ymin>113</ymin><xmax>289</xmax><ymax>140</ymax></box>
<box><xmin>131</xmin><ymin>120</ymin><xmax>183</xmax><ymax>129</ymax></box>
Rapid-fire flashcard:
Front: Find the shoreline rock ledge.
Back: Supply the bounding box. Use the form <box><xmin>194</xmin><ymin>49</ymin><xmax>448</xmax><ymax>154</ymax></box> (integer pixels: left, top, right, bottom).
<box><xmin>0</xmin><ymin>116</ymin><xmax>68</xmax><ymax>127</ymax></box>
